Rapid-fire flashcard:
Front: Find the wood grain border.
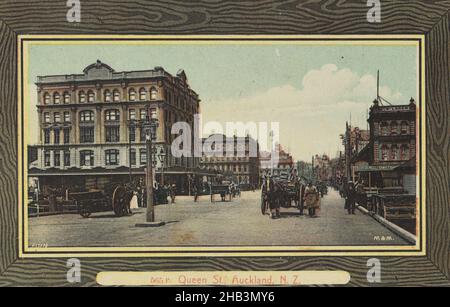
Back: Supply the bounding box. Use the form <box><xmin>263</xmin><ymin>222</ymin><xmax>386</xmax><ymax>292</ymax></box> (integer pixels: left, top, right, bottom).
<box><xmin>0</xmin><ymin>0</ymin><xmax>449</xmax><ymax>286</ymax></box>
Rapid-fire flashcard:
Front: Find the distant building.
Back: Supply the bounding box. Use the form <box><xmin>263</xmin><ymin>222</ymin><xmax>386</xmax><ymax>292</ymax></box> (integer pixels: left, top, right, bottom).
<box><xmin>313</xmin><ymin>154</ymin><xmax>332</xmax><ymax>182</ymax></box>
<box><xmin>200</xmin><ymin>134</ymin><xmax>260</xmax><ymax>189</ymax></box>
<box><xmin>259</xmin><ymin>144</ymin><xmax>294</xmax><ymax>180</ymax></box>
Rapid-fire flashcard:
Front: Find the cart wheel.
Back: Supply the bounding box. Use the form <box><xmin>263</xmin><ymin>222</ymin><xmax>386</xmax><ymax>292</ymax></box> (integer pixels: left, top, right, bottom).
<box><xmin>112</xmin><ymin>185</ymin><xmax>128</xmax><ymax>217</ymax></box>
<box><xmin>80</xmin><ymin>206</ymin><xmax>91</xmax><ymax>218</ymax></box>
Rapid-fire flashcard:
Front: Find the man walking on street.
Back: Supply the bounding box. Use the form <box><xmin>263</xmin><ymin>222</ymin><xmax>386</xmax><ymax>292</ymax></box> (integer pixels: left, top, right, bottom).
<box><xmin>345</xmin><ymin>181</ymin><xmax>356</xmax><ymax>215</ymax></box>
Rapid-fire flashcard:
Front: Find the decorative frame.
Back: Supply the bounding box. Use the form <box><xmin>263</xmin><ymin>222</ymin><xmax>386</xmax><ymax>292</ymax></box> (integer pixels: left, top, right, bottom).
<box><xmin>0</xmin><ymin>1</ymin><xmax>448</xmax><ymax>286</ymax></box>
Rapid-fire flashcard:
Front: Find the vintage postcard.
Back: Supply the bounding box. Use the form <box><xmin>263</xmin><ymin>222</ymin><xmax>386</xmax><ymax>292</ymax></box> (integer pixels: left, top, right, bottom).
<box><xmin>18</xmin><ymin>35</ymin><xmax>425</xmax><ymax>259</ymax></box>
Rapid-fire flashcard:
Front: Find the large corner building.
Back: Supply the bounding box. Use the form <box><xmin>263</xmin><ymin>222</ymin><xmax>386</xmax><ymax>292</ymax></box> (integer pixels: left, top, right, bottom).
<box><xmin>28</xmin><ymin>60</ymin><xmax>205</xmax><ymax>194</ymax></box>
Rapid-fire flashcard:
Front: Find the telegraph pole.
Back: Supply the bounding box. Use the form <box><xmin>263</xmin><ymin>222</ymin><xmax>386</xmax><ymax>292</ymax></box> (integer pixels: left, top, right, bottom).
<box><xmin>145</xmin><ymin>124</ymin><xmax>154</xmax><ymax>222</ymax></box>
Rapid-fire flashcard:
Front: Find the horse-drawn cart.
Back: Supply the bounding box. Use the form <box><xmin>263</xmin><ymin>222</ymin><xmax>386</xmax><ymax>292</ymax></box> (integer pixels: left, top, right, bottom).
<box><xmin>68</xmin><ymin>183</ymin><xmax>136</xmax><ymax>218</ymax></box>
<box><xmin>261</xmin><ymin>177</ymin><xmax>304</xmax><ymax>215</ymax></box>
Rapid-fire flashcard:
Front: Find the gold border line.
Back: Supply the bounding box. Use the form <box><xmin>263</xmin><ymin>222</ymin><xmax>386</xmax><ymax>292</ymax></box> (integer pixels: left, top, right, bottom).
<box><xmin>18</xmin><ymin>35</ymin><xmax>426</xmax><ymax>258</ymax></box>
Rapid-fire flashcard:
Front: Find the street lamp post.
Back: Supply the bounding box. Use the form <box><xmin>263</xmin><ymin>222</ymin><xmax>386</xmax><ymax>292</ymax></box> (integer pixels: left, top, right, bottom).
<box><xmin>158</xmin><ymin>147</ymin><xmax>166</xmax><ymax>186</ymax></box>
<box><xmin>135</xmin><ymin>109</ymin><xmax>165</xmax><ymax>227</ymax></box>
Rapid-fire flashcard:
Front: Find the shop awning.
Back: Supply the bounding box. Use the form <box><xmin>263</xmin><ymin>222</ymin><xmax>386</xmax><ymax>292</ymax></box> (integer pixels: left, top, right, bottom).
<box><xmin>354</xmin><ymin>165</ymin><xmax>399</xmax><ymax>172</ymax></box>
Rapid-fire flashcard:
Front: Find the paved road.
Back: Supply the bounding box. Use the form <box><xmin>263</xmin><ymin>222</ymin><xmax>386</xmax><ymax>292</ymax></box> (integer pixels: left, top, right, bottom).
<box><xmin>29</xmin><ymin>189</ymin><xmax>410</xmax><ymax>247</ymax></box>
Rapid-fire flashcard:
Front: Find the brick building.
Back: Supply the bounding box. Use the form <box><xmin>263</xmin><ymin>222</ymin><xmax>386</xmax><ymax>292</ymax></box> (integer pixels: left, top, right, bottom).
<box><xmin>352</xmin><ymin>98</ymin><xmax>417</xmax><ymax>193</ymax></box>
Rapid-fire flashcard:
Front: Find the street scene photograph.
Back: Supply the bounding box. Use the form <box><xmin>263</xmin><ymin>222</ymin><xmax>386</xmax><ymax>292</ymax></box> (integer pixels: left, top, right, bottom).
<box><xmin>24</xmin><ymin>39</ymin><xmax>421</xmax><ymax>251</ymax></box>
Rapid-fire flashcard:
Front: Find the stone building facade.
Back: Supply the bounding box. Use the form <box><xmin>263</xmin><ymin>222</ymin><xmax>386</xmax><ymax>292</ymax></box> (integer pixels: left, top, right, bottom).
<box><xmin>199</xmin><ymin>134</ymin><xmax>260</xmax><ymax>189</ymax></box>
<box><xmin>28</xmin><ymin>60</ymin><xmax>202</xmax><ymax>194</ymax></box>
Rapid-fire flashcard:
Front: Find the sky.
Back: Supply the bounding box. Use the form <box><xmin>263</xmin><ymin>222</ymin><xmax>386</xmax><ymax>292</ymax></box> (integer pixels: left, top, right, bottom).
<box><xmin>27</xmin><ymin>42</ymin><xmax>418</xmax><ymax>161</ymax></box>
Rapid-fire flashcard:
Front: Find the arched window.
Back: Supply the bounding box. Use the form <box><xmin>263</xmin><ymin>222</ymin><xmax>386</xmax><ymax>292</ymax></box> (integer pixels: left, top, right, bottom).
<box><xmin>104</xmin><ymin>89</ymin><xmax>111</xmax><ymax>102</ymax></box>
<box><xmin>401</xmin><ymin>121</ymin><xmax>409</xmax><ymax>134</ymax></box>
<box><xmin>380</xmin><ymin>122</ymin><xmax>388</xmax><ymax>136</ymax></box>
<box><xmin>78</xmin><ymin>91</ymin><xmax>86</xmax><ymax>103</ymax></box>
<box><xmin>87</xmin><ymin>90</ymin><xmax>95</xmax><ymax>103</ymax></box>
<box><xmin>113</xmin><ymin>89</ymin><xmax>120</xmax><ymax>102</ymax></box>
<box><xmin>63</xmin><ymin>92</ymin><xmax>71</xmax><ymax>104</ymax></box>
<box><xmin>105</xmin><ymin>109</ymin><xmax>120</xmax><ymax>121</ymax></box>
<box><xmin>80</xmin><ymin>150</ymin><xmax>94</xmax><ymax>166</ymax></box>
<box><xmin>390</xmin><ymin>121</ymin><xmax>398</xmax><ymax>135</ymax></box>
<box><xmin>391</xmin><ymin>144</ymin><xmax>399</xmax><ymax>160</ymax></box>
<box><xmin>43</xmin><ymin>92</ymin><xmax>51</xmax><ymax>104</ymax></box>
<box><xmin>400</xmin><ymin>144</ymin><xmax>410</xmax><ymax>160</ymax></box>
<box><xmin>53</xmin><ymin>92</ymin><xmax>60</xmax><ymax>104</ymax></box>
<box><xmin>129</xmin><ymin>88</ymin><xmax>136</xmax><ymax>101</ymax></box>
<box><xmin>139</xmin><ymin>88</ymin><xmax>147</xmax><ymax>101</ymax></box>
<box><xmin>381</xmin><ymin>145</ymin><xmax>389</xmax><ymax>161</ymax></box>
<box><xmin>79</xmin><ymin>110</ymin><xmax>94</xmax><ymax>122</ymax></box>
<box><xmin>150</xmin><ymin>87</ymin><xmax>157</xmax><ymax>100</ymax></box>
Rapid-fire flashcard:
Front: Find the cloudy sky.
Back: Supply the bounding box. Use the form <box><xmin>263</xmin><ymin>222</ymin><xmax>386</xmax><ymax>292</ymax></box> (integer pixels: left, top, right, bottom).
<box><xmin>27</xmin><ymin>42</ymin><xmax>418</xmax><ymax>161</ymax></box>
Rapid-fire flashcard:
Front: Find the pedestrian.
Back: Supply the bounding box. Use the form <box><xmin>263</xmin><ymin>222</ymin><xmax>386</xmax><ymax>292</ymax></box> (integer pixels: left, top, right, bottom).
<box><xmin>170</xmin><ymin>183</ymin><xmax>176</xmax><ymax>204</ymax></box>
<box><xmin>269</xmin><ymin>180</ymin><xmax>282</xmax><ymax>219</ymax></box>
<box><xmin>304</xmin><ymin>182</ymin><xmax>320</xmax><ymax>217</ymax></box>
<box><xmin>345</xmin><ymin>181</ymin><xmax>356</xmax><ymax>215</ymax></box>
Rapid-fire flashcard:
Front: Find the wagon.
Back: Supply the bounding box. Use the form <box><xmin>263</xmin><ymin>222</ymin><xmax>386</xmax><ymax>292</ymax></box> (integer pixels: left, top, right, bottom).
<box><xmin>68</xmin><ymin>183</ymin><xmax>136</xmax><ymax>218</ymax></box>
<box><xmin>260</xmin><ymin>177</ymin><xmax>304</xmax><ymax>215</ymax></box>
<box><xmin>193</xmin><ymin>183</ymin><xmax>232</xmax><ymax>202</ymax></box>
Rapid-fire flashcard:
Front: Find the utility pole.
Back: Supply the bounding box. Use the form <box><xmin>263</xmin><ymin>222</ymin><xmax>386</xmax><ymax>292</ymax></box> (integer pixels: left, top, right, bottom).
<box><xmin>145</xmin><ymin>122</ymin><xmax>154</xmax><ymax>222</ymax></box>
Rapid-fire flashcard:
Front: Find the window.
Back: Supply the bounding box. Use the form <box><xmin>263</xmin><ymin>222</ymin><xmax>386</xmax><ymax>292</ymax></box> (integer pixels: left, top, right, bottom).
<box><xmin>139</xmin><ymin>88</ymin><xmax>147</xmax><ymax>101</ymax></box>
<box><xmin>140</xmin><ymin>128</ymin><xmax>147</xmax><ymax>142</ymax></box>
<box><xmin>104</xmin><ymin>90</ymin><xmax>111</xmax><ymax>102</ymax></box>
<box><xmin>106</xmin><ymin>126</ymin><xmax>120</xmax><ymax>142</ymax></box>
<box><xmin>130</xmin><ymin>149</ymin><xmax>136</xmax><ymax>166</ymax></box>
<box><xmin>400</xmin><ymin>144</ymin><xmax>410</xmax><ymax>160</ymax></box>
<box><xmin>380</xmin><ymin>122</ymin><xmax>388</xmax><ymax>136</ymax></box>
<box><xmin>43</xmin><ymin>93</ymin><xmax>51</xmax><ymax>104</ymax></box>
<box><xmin>54</xmin><ymin>112</ymin><xmax>61</xmax><ymax>123</ymax></box>
<box><xmin>140</xmin><ymin>149</ymin><xmax>147</xmax><ymax>165</ymax></box>
<box><xmin>63</xmin><ymin>128</ymin><xmax>70</xmax><ymax>144</ymax></box>
<box><xmin>80</xmin><ymin>150</ymin><xmax>94</xmax><ymax>167</ymax></box>
<box><xmin>390</xmin><ymin>121</ymin><xmax>398</xmax><ymax>135</ymax></box>
<box><xmin>44</xmin><ymin>112</ymin><xmax>50</xmax><ymax>123</ymax></box>
<box><xmin>64</xmin><ymin>151</ymin><xmax>70</xmax><ymax>166</ymax></box>
<box><xmin>113</xmin><ymin>89</ymin><xmax>120</xmax><ymax>102</ymax></box>
<box><xmin>150</xmin><ymin>87</ymin><xmax>157</xmax><ymax>100</ymax></box>
<box><xmin>391</xmin><ymin>145</ymin><xmax>399</xmax><ymax>160</ymax></box>
<box><xmin>53</xmin><ymin>92</ymin><xmax>60</xmax><ymax>104</ymax></box>
<box><xmin>401</xmin><ymin>121</ymin><xmax>409</xmax><ymax>134</ymax></box>
<box><xmin>129</xmin><ymin>126</ymin><xmax>136</xmax><ymax>142</ymax></box>
<box><xmin>381</xmin><ymin>145</ymin><xmax>389</xmax><ymax>161</ymax></box>
<box><xmin>105</xmin><ymin>149</ymin><xmax>120</xmax><ymax>166</ymax></box>
<box><xmin>80</xmin><ymin>127</ymin><xmax>94</xmax><ymax>143</ymax></box>
<box><xmin>140</xmin><ymin>109</ymin><xmax>147</xmax><ymax>120</ymax></box>
<box><xmin>79</xmin><ymin>91</ymin><xmax>86</xmax><ymax>103</ymax></box>
<box><xmin>87</xmin><ymin>91</ymin><xmax>95</xmax><ymax>103</ymax></box>
<box><xmin>80</xmin><ymin>110</ymin><xmax>94</xmax><ymax>122</ymax></box>
<box><xmin>129</xmin><ymin>109</ymin><xmax>136</xmax><ymax>120</ymax></box>
<box><xmin>63</xmin><ymin>92</ymin><xmax>70</xmax><ymax>104</ymax></box>
<box><xmin>44</xmin><ymin>151</ymin><xmax>50</xmax><ymax>167</ymax></box>
<box><xmin>129</xmin><ymin>88</ymin><xmax>136</xmax><ymax>101</ymax></box>
<box><xmin>105</xmin><ymin>109</ymin><xmax>120</xmax><ymax>121</ymax></box>
<box><xmin>54</xmin><ymin>129</ymin><xmax>60</xmax><ymax>144</ymax></box>
<box><xmin>44</xmin><ymin>129</ymin><xmax>50</xmax><ymax>144</ymax></box>
<box><xmin>64</xmin><ymin>111</ymin><xmax>70</xmax><ymax>122</ymax></box>
<box><xmin>54</xmin><ymin>151</ymin><xmax>60</xmax><ymax>167</ymax></box>
<box><xmin>150</xmin><ymin>108</ymin><xmax>157</xmax><ymax>119</ymax></box>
